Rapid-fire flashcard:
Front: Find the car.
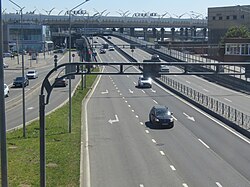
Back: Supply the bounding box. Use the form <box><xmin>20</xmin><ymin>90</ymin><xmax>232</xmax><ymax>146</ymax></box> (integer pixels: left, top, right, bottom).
<box><xmin>107</xmin><ymin>36</ymin><xmax>112</xmax><ymax>39</ymax></box>
<box><xmin>108</xmin><ymin>46</ymin><xmax>115</xmax><ymax>51</ymax></box>
<box><xmin>13</xmin><ymin>76</ymin><xmax>29</xmax><ymax>87</ymax></box>
<box><xmin>3</xmin><ymin>63</ymin><xmax>9</xmax><ymax>68</ymax></box>
<box><xmin>149</xmin><ymin>105</ymin><xmax>174</xmax><ymax>128</ymax></box>
<box><xmin>26</xmin><ymin>69</ymin><xmax>38</xmax><ymax>79</ymax></box>
<box><xmin>54</xmin><ymin>77</ymin><xmax>68</xmax><ymax>87</ymax></box>
<box><xmin>151</xmin><ymin>54</ymin><xmax>160</xmax><ymax>61</ymax></box>
<box><xmin>53</xmin><ymin>48</ymin><xmax>66</xmax><ymax>54</ymax></box>
<box><xmin>4</xmin><ymin>84</ymin><xmax>9</xmax><ymax>97</ymax></box>
<box><xmin>137</xmin><ymin>76</ymin><xmax>152</xmax><ymax>88</ymax></box>
<box><xmin>99</xmin><ymin>48</ymin><xmax>106</xmax><ymax>54</ymax></box>
<box><xmin>3</xmin><ymin>52</ymin><xmax>13</xmax><ymax>58</ymax></box>
<box><xmin>160</xmin><ymin>65</ymin><xmax>170</xmax><ymax>73</ymax></box>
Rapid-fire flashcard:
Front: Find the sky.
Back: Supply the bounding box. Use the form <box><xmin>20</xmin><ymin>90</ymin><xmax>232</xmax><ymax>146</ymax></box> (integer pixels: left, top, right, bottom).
<box><xmin>2</xmin><ymin>0</ymin><xmax>250</xmax><ymax>18</ymax></box>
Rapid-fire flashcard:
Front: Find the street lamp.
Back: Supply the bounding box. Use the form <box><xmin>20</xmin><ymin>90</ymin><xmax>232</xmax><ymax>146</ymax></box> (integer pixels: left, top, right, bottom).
<box><xmin>68</xmin><ymin>0</ymin><xmax>90</xmax><ymax>132</ymax></box>
<box><xmin>1</xmin><ymin>1</ymin><xmax>9</xmax><ymax>186</ymax></box>
<box><xmin>42</xmin><ymin>7</ymin><xmax>55</xmax><ymax>15</ymax></box>
<box><xmin>9</xmin><ymin>0</ymin><xmax>26</xmax><ymax>138</ymax></box>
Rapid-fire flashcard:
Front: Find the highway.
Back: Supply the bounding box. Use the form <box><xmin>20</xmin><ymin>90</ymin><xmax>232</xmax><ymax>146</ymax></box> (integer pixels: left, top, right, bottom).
<box><xmin>85</xmin><ymin>37</ymin><xmax>250</xmax><ymax>187</ymax></box>
<box><xmin>108</xmin><ymin>36</ymin><xmax>250</xmax><ymax>115</ymax></box>
<box><xmin>3</xmin><ymin>52</ymin><xmax>81</xmax><ymax>130</ymax></box>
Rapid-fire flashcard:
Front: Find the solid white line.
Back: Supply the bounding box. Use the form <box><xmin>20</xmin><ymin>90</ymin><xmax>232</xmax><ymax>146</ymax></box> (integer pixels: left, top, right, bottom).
<box><xmin>172</xmin><ymin>115</ymin><xmax>177</xmax><ymax>121</ymax></box>
<box><xmin>154</xmin><ymin>81</ymin><xmax>250</xmax><ymax>144</ymax></box>
<box><xmin>170</xmin><ymin>165</ymin><xmax>176</xmax><ymax>171</ymax></box>
<box><xmin>160</xmin><ymin>151</ymin><xmax>165</xmax><ymax>156</ymax></box>
<box><xmin>216</xmin><ymin>182</ymin><xmax>223</xmax><ymax>187</ymax></box>
<box><xmin>224</xmin><ymin>98</ymin><xmax>232</xmax><ymax>102</ymax></box>
<box><xmin>152</xmin><ymin>139</ymin><xmax>157</xmax><ymax>144</ymax></box>
<box><xmin>153</xmin><ymin>99</ymin><xmax>158</xmax><ymax>104</ymax></box>
<box><xmin>198</xmin><ymin>139</ymin><xmax>210</xmax><ymax>149</ymax></box>
<box><xmin>145</xmin><ymin>130</ymin><xmax>149</xmax><ymax>133</ymax></box>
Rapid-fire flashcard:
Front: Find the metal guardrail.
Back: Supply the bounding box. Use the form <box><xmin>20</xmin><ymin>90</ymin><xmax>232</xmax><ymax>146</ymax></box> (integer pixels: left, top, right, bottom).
<box><xmin>159</xmin><ymin>75</ymin><xmax>250</xmax><ymax>131</ymax></box>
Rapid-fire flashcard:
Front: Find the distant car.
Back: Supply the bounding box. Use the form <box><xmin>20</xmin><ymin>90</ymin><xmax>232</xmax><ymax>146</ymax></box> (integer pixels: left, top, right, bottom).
<box><xmin>26</xmin><ymin>69</ymin><xmax>38</xmax><ymax>79</ymax></box>
<box><xmin>13</xmin><ymin>76</ymin><xmax>29</xmax><ymax>87</ymax></box>
<box><xmin>107</xmin><ymin>36</ymin><xmax>112</xmax><ymax>39</ymax></box>
<box><xmin>138</xmin><ymin>76</ymin><xmax>152</xmax><ymax>88</ymax></box>
<box><xmin>151</xmin><ymin>54</ymin><xmax>160</xmax><ymax>61</ymax></box>
<box><xmin>3</xmin><ymin>52</ymin><xmax>14</xmax><ymax>58</ymax></box>
<box><xmin>160</xmin><ymin>65</ymin><xmax>170</xmax><ymax>73</ymax></box>
<box><xmin>53</xmin><ymin>48</ymin><xmax>66</xmax><ymax>53</ymax></box>
<box><xmin>149</xmin><ymin>105</ymin><xmax>174</xmax><ymax>128</ymax></box>
<box><xmin>54</xmin><ymin>77</ymin><xmax>68</xmax><ymax>87</ymax></box>
<box><xmin>108</xmin><ymin>46</ymin><xmax>115</xmax><ymax>51</ymax></box>
<box><xmin>3</xmin><ymin>63</ymin><xmax>9</xmax><ymax>68</ymax></box>
<box><xmin>99</xmin><ymin>48</ymin><xmax>106</xmax><ymax>54</ymax></box>
<box><xmin>4</xmin><ymin>84</ymin><xmax>9</xmax><ymax>97</ymax></box>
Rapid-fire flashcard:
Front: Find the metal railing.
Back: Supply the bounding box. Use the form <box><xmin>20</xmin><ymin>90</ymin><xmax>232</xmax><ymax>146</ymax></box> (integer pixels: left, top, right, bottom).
<box><xmin>160</xmin><ymin>75</ymin><xmax>250</xmax><ymax>130</ymax></box>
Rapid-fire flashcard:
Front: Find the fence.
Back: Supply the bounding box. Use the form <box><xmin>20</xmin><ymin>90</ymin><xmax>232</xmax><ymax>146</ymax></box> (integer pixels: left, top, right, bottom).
<box><xmin>159</xmin><ymin>75</ymin><xmax>250</xmax><ymax>130</ymax></box>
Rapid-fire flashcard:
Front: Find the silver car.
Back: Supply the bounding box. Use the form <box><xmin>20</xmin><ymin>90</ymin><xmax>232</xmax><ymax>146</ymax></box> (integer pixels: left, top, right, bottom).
<box><xmin>138</xmin><ymin>76</ymin><xmax>152</xmax><ymax>88</ymax></box>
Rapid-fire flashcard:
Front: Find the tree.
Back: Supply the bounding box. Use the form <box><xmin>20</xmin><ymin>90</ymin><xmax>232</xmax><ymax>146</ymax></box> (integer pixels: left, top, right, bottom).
<box><xmin>224</xmin><ymin>25</ymin><xmax>250</xmax><ymax>38</ymax></box>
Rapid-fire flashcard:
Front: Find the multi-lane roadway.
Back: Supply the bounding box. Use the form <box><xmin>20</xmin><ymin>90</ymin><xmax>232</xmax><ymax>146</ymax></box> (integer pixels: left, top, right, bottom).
<box><xmin>3</xmin><ymin>52</ymin><xmax>81</xmax><ymax>130</ymax></box>
<box><xmin>83</xmin><ymin>36</ymin><xmax>250</xmax><ymax>187</ymax></box>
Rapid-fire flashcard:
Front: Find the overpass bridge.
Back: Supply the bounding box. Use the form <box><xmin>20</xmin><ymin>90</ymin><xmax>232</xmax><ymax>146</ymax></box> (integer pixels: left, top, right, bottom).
<box><xmin>2</xmin><ymin>13</ymin><xmax>207</xmax><ymax>52</ymax></box>
<box><xmin>3</xmin><ymin>13</ymin><xmax>207</xmax><ymax>29</ymax></box>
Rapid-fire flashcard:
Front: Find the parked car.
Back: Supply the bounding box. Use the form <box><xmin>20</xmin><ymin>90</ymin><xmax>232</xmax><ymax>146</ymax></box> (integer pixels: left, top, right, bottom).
<box><xmin>137</xmin><ymin>76</ymin><xmax>152</xmax><ymax>88</ymax></box>
<box><xmin>26</xmin><ymin>69</ymin><xmax>38</xmax><ymax>79</ymax></box>
<box><xmin>4</xmin><ymin>84</ymin><xmax>9</xmax><ymax>97</ymax></box>
<box><xmin>13</xmin><ymin>76</ymin><xmax>29</xmax><ymax>87</ymax></box>
<box><xmin>149</xmin><ymin>105</ymin><xmax>174</xmax><ymax>128</ymax></box>
<box><xmin>54</xmin><ymin>77</ymin><xmax>68</xmax><ymax>87</ymax></box>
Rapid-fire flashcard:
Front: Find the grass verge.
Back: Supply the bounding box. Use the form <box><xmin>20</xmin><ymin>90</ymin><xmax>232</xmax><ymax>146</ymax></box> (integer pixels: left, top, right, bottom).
<box><xmin>4</xmin><ymin>73</ymin><xmax>97</xmax><ymax>186</ymax></box>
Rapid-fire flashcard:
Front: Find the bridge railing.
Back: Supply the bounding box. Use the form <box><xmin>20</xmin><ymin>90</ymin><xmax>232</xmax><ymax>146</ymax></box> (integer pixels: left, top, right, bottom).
<box><xmin>114</xmin><ymin>32</ymin><xmax>248</xmax><ymax>81</ymax></box>
<box><xmin>159</xmin><ymin>75</ymin><xmax>250</xmax><ymax>132</ymax></box>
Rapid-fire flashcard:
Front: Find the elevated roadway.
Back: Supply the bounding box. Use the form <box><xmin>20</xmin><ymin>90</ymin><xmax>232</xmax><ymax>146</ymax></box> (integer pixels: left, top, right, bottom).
<box><xmin>3</xmin><ymin>13</ymin><xmax>207</xmax><ymax>29</ymax></box>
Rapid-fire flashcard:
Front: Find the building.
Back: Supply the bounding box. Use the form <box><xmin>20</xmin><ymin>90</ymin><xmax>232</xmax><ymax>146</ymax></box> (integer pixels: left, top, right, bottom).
<box><xmin>3</xmin><ymin>20</ymin><xmax>51</xmax><ymax>53</ymax></box>
<box><xmin>224</xmin><ymin>38</ymin><xmax>250</xmax><ymax>61</ymax></box>
<box><xmin>208</xmin><ymin>5</ymin><xmax>250</xmax><ymax>44</ymax></box>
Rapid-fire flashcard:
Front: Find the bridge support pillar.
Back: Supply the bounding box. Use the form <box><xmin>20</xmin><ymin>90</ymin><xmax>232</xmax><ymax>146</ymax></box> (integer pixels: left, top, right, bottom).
<box><xmin>185</xmin><ymin>28</ymin><xmax>189</xmax><ymax>40</ymax></box>
<box><xmin>180</xmin><ymin>28</ymin><xmax>184</xmax><ymax>40</ymax></box>
<box><xmin>130</xmin><ymin>28</ymin><xmax>135</xmax><ymax>36</ymax></box>
<box><xmin>160</xmin><ymin>28</ymin><xmax>165</xmax><ymax>41</ymax></box>
<box><xmin>143</xmin><ymin>28</ymin><xmax>148</xmax><ymax>41</ymax></box>
<box><xmin>203</xmin><ymin>28</ymin><xmax>207</xmax><ymax>39</ymax></box>
<box><xmin>171</xmin><ymin>27</ymin><xmax>175</xmax><ymax>41</ymax></box>
<box><xmin>152</xmin><ymin>28</ymin><xmax>157</xmax><ymax>38</ymax></box>
<box><xmin>191</xmin><ymin>26</ymin><xmax>196</xmax><ymax>40</ymax></box>
<box><xmin>119</xmin><ymin>28</ymin><xmax>124</xmax><ymax>33</ymax></box>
